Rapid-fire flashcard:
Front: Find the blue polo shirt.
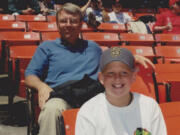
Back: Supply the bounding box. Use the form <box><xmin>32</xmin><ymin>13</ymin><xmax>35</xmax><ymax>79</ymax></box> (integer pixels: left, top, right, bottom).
<box><xmin>25</xmin><ymin>38</ymin><xmax>102</xmax><ymax>88</ymax></box>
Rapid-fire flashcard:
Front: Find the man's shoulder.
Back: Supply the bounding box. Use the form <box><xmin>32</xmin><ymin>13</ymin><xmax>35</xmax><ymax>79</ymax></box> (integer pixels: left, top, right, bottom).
<box><xmin>85</xmin><ymin>39</ymin><xmax>101</xmax><ymax>50</ymax></box>
<box><xmin>38</xmin><ymin>38</ymin><xmax>62</xmax><ymax>48</ymax></box>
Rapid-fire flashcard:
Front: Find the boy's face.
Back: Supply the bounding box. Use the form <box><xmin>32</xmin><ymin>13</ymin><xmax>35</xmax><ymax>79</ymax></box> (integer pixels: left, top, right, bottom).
<box><xmin>99</xmin><ymin>61</ymin><xmax>136</xmax><ymax>100</ymax></box>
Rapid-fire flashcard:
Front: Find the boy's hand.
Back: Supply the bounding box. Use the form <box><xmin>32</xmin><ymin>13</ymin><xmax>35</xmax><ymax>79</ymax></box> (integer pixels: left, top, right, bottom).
<box><xmin>134</xmin><ymin>55</ymin><xmax>155</xmax><ymax>69</ymax></box>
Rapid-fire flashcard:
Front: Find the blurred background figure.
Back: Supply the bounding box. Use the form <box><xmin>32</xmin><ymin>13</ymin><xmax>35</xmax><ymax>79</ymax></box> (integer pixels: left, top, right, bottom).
<box><xmin>8</xmin><ymin>0</ymin><xmax>41</xmax><ymax>15</ymax></box>
<box><xmin>153</xmin><ymin>0</ymin><xmax>180</xmax><ymax>34</ymax></box>
<box><xmin>107</xmin><ymin>0</ymin><xmax>132</xmax><ymax>24</ymax></box>
<box><xmin>38</xmin><ymin>0</ymin><xmax>56</xmax><ymax>15</ymax></box>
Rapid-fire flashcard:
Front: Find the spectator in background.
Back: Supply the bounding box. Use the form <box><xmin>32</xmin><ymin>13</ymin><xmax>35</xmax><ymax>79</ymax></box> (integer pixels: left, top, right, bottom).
<box><xmin>38</xmin><ymin>0</ymin><xmax>56</xmax><ymax>15</ymax></box>
<box><xmin>138</xmin><ymin>15</ymin><xmax>156</xmax><ymax>33</ymax></box>
<box><xmin>153</xmin><ymin>0</ymin><xmax>180</xmax><ymax>34</ymax></box>
<box><xmin>8</xmin><ymin>0</ymin><xmax>41</xmax><ymax>15</ymax></box>
<box><xmin>75</xmin><ymin>47</ymin><xmax>167</xmax><ymax>135</ymax></box>
<box><xmin>54</xmin><ymin>0</ymin><xmax>91</xmax><ymax>13</ymax></box>
<box><xmin>107</xmin><ymin>0</ymin><xmax>132</xmax><ymax>24</ymax></box>
<box><xmin>84</xmin><ymin>0</ymin><xmax>110</xmax><ymax>29</ymax></box>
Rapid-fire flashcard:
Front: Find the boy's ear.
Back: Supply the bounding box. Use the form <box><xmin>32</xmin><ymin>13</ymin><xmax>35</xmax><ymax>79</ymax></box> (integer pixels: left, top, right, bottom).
<box><xmin>132</xmin><ymin>66</ymin><xmax>139</xmax><ymax>82</ymax></box>
<box><xmin>98</xmin><ymin>72</ymin><xmax>104</xmax><ymax>85</ymax></box>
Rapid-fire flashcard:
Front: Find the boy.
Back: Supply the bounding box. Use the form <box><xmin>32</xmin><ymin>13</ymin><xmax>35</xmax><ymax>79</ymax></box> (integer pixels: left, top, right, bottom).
<box><xmin>75</xmin><ymin>47</ymin><xmax>167</xmax><ymax>135</ymax></box>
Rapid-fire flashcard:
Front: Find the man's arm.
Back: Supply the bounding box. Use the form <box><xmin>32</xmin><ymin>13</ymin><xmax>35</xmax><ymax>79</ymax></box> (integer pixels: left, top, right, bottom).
<box><xmin>25</xmin><ymin>75</ymin><xmax>53</xmax><ymax>109</ymax></box>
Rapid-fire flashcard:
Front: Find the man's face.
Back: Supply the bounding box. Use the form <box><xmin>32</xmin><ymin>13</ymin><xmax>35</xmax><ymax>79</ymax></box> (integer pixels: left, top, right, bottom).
<box><xmin>57</xmin><ymin>10</ymin><xmax>82</xmax><ymax>44</ymax></box>
<box><xmin>99</xmin><ymin>61</ymin><xmax>136</xmax><ymax>100</ymax></box>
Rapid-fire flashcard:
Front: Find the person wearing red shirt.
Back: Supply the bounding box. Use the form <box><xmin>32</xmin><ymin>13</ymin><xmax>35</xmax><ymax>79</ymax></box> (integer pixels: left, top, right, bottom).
<box><xmin>153</xmin><ymin>0</ymin><xmax>180</xmax><ymax>34</ymax></box>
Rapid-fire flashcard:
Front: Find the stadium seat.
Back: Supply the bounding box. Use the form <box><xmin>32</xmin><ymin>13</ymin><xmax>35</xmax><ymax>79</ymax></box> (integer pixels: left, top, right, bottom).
<box><xmin>0</xmin><ymin>32</ymin><xmax>40</xmax><ymax>73</ymax></box>
<box><xmin>159</xmin><ymin>101</ymin><xmax>180</xmax><ymax>135</ymax></box>
<box><xmin>8</xmin><ymin>45</ymin><xmax>37</xmax><ymax>98</ymax></box>
<box><xmin>154</xmin><ymin>64</ymin><xmax>180</xmax><ymax>102</ymax></box>
<box><xmin>134</xmin><ymin>13</ymin><xmax>155</xmax><ymax>20</ymax></box>
<box><xmin>98</xmin><ymin>23</ymin><xmax>127</xmax><ymax>33</ymax></box>
<box><xmin>41</xmin><ymin>32</ymin><xmax>60</xmax><ymax>41</ymax></box>
<box><xmin>1</xmin><ymin>31</ymin><xmax>40</xmax><ymax>45</ymax></box>
<box><xmin>122</xmin><ymin>46</ymin><xmax>155</xmax><ymax>62</ymax></box>
<box><xmin>81</xmin><ymin>22</ymin><xmax>95</xmax><ymax>32</ymax></box>
<box><xmin>119</xmin><ymin>33</ymin><xmax>155</xmax><ymax>46</ymax></box>
<box><xmin>131</xmin><ymin>65</ymin><xmax>159</xmax><ymax>102</ymax></box>
<box><xmin>60</xmin><ymin>109</ymin><xmax>79</xmax><ymax>135</ymax></box>
<box><xmin>155</xmin><ymin>34</ymin><xmax>180</xmax><ymax>46</ymax></box>
<box><xmin>0</xmin><ymin>14</ymin><xmax>15</xmax><ymax>21</ymax></box>
<box><xmin>15</xmin><ymin>15</ymin><xmax>47</xmax><ymax>22</ymax></box>
<box><xmin>155</xmin><ymin>46</ymin><xmax>180</xmax><ymax>63</ymax></box>
<box><xmin>47</xmin><ymin>15</ymin><xmax>56</xmax><ymax>22</ymax></box>
<box><xmin>27</xmin><ymin>22</ymin><xmax>58</xmax><ymax>32</ymax></box>
<box><xmin>0</xmin><ymin>21</ymin><xmax>26</xmax><ymax>32</ymax></box>
<box><xmin>82</xmin><ymin>32</ymin><xmax>120</xmax><ymax>46</ymax></box>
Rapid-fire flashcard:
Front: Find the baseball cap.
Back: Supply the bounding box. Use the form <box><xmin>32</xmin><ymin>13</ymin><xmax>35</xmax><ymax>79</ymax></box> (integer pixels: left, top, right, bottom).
<box><xmin>100</xmin><ymin>47</ymin><xmax>135</xmax><ymax>71</ymax></box>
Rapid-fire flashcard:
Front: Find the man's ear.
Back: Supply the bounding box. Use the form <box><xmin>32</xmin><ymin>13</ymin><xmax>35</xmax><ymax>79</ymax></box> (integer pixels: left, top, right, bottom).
<box><xmin>98</xmin><ymin>72</ymin><xmax>104</xmax><ymax>85</ymax></box>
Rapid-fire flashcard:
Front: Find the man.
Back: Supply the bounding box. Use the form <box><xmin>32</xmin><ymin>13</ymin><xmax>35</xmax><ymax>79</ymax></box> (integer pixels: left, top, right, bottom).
<box><xmin>25</xmin><ymin>3</ymin><xmax>154</xmax><ymax>135</ymax></box>
<box><xmin>153</xmin><ymin>0</ymin><xmax>180</xmax><ymax>34</ymax></box>
<box><xmin>25</xmin><ymin>3</ymin><xmax>101</xmax><ymax>135</ymax></box>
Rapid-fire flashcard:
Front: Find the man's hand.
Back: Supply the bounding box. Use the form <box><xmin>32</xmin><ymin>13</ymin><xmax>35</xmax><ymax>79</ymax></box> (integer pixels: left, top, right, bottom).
<box><xmin>22</xmin><ymin>8</ymin><xmax>35</xmax><ymax>15</ymax></box>
<box><xmin>134</xmin><ymin>55</ymin><xmax>155</xmax><ymax>69</ymax></box>
<box><xmin>37</xmin><ymin>83</ymin><xmax>53</xmax><ymax>109</ymax></box>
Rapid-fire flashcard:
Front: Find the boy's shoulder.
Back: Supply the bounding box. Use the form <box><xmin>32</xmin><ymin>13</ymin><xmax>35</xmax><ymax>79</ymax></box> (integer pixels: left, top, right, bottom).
<box><xmin>78</xmin><ymin>93</ymin><xmax>105</xmax><ymax>115</ymax></box>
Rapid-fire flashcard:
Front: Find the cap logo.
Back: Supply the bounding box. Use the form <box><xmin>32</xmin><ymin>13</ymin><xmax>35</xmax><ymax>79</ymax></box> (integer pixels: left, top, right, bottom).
<box><xmin>111</xmin><ymin>47</ymin><xmax>121</xmax><ymax>58</ymax></box>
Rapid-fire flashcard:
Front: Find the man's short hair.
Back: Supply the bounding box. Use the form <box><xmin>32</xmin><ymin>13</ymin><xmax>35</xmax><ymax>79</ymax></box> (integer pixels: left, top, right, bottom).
<box><xmin>56</xmin><ymin>3</ymin><xmax>83</xmax><ymax>23</ymax></box>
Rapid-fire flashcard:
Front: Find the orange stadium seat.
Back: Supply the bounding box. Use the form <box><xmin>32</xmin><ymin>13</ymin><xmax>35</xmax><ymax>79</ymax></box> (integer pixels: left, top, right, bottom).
<box><xmin>160</xmin><ymin>101</ymin><xmax>180</xmax><ymax>135</ymax></box>
<box><xmin>119</xmin><ymin>33</ymin><xmax>155</xmax><ymax>46</ymax></box>
<box><xmin>47</xmin><ymin>15</ymin><xmax>56</xmax><ymax>22</ymax></box>
<box><xmin>27</xmin><ymin>22</ymin><xmax>58</xmax><ymax>32</ymax></box>
<box><xmin>82</xmin><ymin>32</ymin><xmax>120</xmax><ymax>46</ymax></box>
<box><xmin>0</xmin><ymin>14</ymin><xmax>15</xmax><ymax>21</ymax></box>
<box><xmin>0</xmin><ymin>32</ymin><xmax>40</xmax><ymax>73</ymax></box>
<box><xmin>0</xmin><ymin>21</ymin><xmax>26</xmax><ymax>32</ymax></box>
<box><xmin>122</xmin><ymin>46</ymin><xmax>155</xmax><ymax>61</ymax></box>
<box><xmin>8</xmin><ymin>45</ymin><xmax>37</xmax><ymax>98</ymax></box>
<box><xmin>98</xmin><ymin>23</ymin><xmax>127</xmax><ymax>33</ymax></box>
<box><xmin>134</xmin><ymin>13</ymin><xmax>155</xmax><ymax>20</ymax></box>
<box><xmin>41</xmin><ymin>32</ymin><xmax>60</xmax><ymax>41</ymax></box>
<box><xmin>154</xmin><ymin>63</ymin><xmax>180</xmax><ymax>102</ymax></box>
<box><xmin>155</xmin><ymin>46</ymin><xmax>180</xmax><ymax>63</ymax></box>
<box><xmin>81</xmin><ymin>22</ymin><xmax>95</xmax><ymax>32</ymax></box>
<box><xmin>131</xmin><ymin>65</ymin><xmax>159</xmax><ymax>102</ymax></box>
<box><xmin>60</xmin><ymin>109</ymin><xmax>79</xmax><ymax>135</ymax></box>
<box><xmin>1</xmin><ymin>31</ymin><xmax>40</xmax><ymax>45</ymax></box>
<box><xmin>16</xmin><ymin>15</ymin><xmax>47</xmax><ymax>22</ymax></box>
<box><xmin>155</xmin><ymin>34</ymin><xmax>180</xmax><ymax>46</ymax></box>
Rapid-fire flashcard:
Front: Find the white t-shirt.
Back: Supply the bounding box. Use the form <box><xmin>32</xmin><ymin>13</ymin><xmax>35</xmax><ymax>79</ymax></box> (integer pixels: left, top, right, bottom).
<box><xmin>75</xmin><ymin>93</ymin><xmax>167</xmax><ymax>135</ymax></box>
<box><xmin>108</xmin><ymin>12</ymin><xmax>132</xmax><ymax>24</ymax></box>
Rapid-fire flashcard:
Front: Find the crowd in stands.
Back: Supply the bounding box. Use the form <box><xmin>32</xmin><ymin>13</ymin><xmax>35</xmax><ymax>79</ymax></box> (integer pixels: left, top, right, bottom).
<box><xmin>0</xmin><ymin>0</ymin><xmax>178</xmax><ymax>34</ymax></box>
